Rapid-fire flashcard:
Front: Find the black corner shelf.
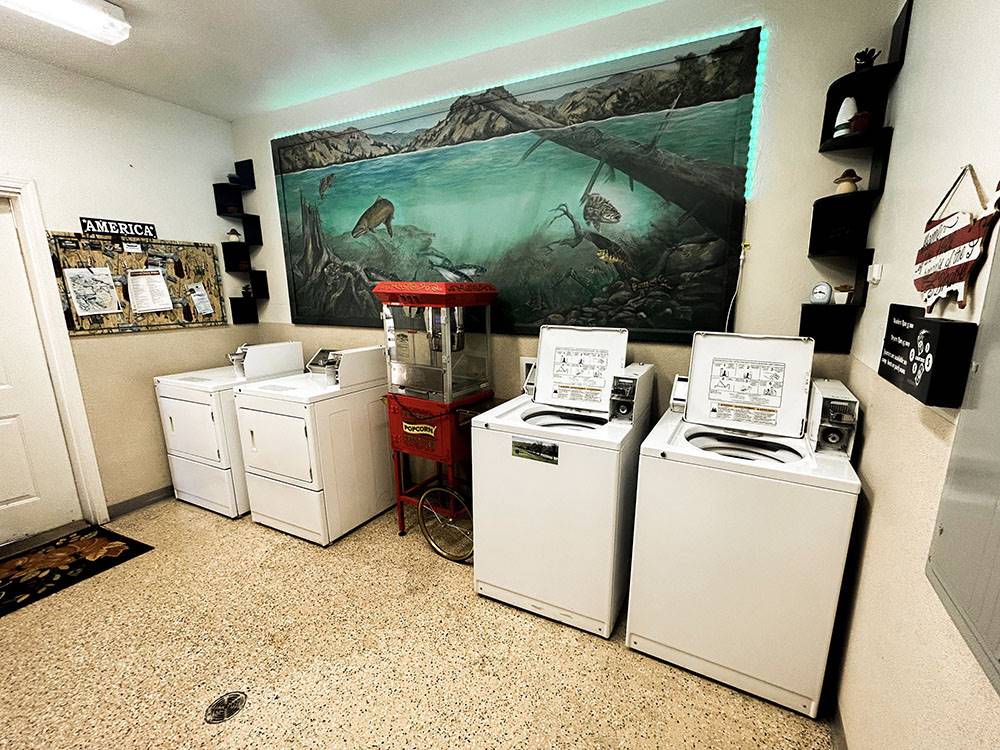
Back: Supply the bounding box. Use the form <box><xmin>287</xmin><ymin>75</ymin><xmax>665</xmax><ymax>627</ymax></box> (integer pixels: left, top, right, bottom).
<box><xmin>819</xmin><ymin>63</ymin><xmax>901</xmax><ymax>148</ymax></box>
<box><xmin>213</xmin><ymin>183</ymin><xmax>245</xmax><ymax>217</ymax></box>
<box><xmin>800</xmin><ymin>0</ymin><xmax>911</xmax><ymax>355</ymax></box>
<box><xmin>249</xmin><ymin>270</ymin><xmax>269</xmax><ymax>300</ymax></box>
<box><xmin>229</xmin><ymin>296</ymin><xmax>259</xmax><ymax>325</ymax></box>
<box><xmin>240</xmin><ymin>214</ymin><xmax>262</xmax><ymax>246</ymax></box>
<box><xmin>808</xmin><ymin>191</ymin><xmax>881</xmax><ymax>257</ymax></box>
<box><xmin>799</xmin><ymin>303</ymin><xmax>862</xmax><ymax>354</ymax></box>
<box><xmin>211</xmin><ymin>159</ymin><xmax>268</xmax><ymax>324</ymax></box>
<box><xmin>229</xmin><ymin>159</ymin><xmax>255</xmax><ymax>190</ymax></box>
<box><xmin>819</xmin><ymin>125</ymin><xmax>892</xmax><ymax>155</ymax></box>
<box><xmin>222</xmin><ymin>242</ymin><xmax>252</xmax><ymax>272</ymax></box>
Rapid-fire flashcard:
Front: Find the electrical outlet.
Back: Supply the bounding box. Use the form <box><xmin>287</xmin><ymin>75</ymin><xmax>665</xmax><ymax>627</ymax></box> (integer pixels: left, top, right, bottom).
<box><xmin>867</xmin><ymin>263</ymin><xmax>883</xmax><ymax>285</ymax></box>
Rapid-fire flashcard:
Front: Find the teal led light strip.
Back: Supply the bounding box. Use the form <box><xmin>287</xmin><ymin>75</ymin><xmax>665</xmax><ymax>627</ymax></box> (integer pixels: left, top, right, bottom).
<box><xmin>274</xmin><ymin>22</ymin><xmax>769</xmax><ymax>200</ymax></box>
<box><xmin>744</xmin><ymin>26</ymin><xmax>769</xmax><ymax>199</ymax></box>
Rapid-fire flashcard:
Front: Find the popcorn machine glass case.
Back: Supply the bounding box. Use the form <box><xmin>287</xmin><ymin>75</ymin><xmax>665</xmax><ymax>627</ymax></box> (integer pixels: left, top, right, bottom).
<box><xmin>374</xmin><ymin>282</ymin><xmax>497</xmax><ymax>405</ymax></box>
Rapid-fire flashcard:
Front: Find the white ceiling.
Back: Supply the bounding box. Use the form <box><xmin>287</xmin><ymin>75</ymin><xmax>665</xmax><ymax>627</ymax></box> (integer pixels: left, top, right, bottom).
<box><xmin>0</xmin><ymin>0</ymin><xmax>661</xmax><ymax>121</ymax></box>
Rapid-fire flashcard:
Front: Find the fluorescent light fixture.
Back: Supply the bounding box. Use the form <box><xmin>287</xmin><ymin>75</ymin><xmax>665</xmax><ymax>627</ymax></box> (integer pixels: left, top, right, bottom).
<box><xmin>0</xmin><ymin>0</ymin><xmax>131</xmax><ymax>45</ymax></box>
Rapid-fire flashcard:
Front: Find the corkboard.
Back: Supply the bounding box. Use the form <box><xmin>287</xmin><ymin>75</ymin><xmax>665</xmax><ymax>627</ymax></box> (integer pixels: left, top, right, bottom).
<box><xmin>49</xmin><ymin>232</ymin><xmax>227</xmax><ymax>336</ymax></box>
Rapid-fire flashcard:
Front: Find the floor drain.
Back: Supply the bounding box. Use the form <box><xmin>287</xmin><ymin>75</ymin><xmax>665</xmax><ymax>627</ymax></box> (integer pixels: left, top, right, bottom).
<box><xmin>205</xmin><ymin>692</ymin><xmax>247</xmax><ymax>724</ymax></box>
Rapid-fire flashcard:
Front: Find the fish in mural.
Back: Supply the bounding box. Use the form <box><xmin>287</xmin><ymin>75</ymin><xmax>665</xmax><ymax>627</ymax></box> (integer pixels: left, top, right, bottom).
<box><xmin>582</xmin><ymin>193</ymin><xmax>622</xmax><ymax>230</ymax></box>
<box><xmin>361</xmin><ymin>266</ymin><xmax>400</xmax><ymax>285</ymax></box>
<box><xmin>431</xmin><ymin>263</ymin><xmax>487</xmax><ymax>282</ymax></box>
<box><xmin>594</xmin><ymin>238</ymin><xmax>628</xmax><ymax>265</ymax></box>
<box><xmin>351</xmin><ymin>196</ymin><xmax>395</xmax><ymax>238</ymax></box>
<box><xmin>318</xmin><ymin>173</ymin><xmax>336</xmax><ymax>199</ymax></box>
<box><xmin>421</xmin><ymin>249</ymin><xmax>487</xmax><ymax>282</ymax></box>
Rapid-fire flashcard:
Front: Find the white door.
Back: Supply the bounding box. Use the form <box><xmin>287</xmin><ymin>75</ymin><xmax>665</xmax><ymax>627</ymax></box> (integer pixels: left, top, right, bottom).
<box><xmin>0</xmin><ymin>198</ymin><xmax>81</xmax><ymax>544</ymax></box>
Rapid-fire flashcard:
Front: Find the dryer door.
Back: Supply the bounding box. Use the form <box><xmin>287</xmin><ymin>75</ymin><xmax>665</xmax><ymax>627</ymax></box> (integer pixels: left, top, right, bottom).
<box><xmin>158</xmin><ymin>395</ymin><xmax>225</xmax><ymax>465</ymax></box>
<box><xmin>237</xmin><ymin>408</ymin><xmax>314</xmax><ymax>485</ymax></box>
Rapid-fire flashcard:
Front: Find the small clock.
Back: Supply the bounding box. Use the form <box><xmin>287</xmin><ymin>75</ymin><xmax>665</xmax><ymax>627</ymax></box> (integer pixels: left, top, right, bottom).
<box><xmin>810</xmin><ymin>281</ymin><xmax>833</xmax><ymax>304</ymax></box>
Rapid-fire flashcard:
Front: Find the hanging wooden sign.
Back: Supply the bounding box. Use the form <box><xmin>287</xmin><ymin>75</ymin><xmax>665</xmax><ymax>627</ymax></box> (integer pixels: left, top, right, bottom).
<box><xmin>914</xmin><ymin>165</ymin><xmax>998</xmax><ymax>312</ymax></box>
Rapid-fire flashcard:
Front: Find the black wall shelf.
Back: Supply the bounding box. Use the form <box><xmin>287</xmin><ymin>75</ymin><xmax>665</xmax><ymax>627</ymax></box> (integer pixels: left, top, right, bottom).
<box><xmin>249</xmin><ymin>270</ymin><xmax>270</xmax><ymax>300</ymax></box>
<box><xmin>222</xmin><ymin>242</ymin><xmax>252</xmax><ymax>272</ymax></box>
<box><xmin>800</xmin><ymin>303</ymin><xmax>862</xmax><ymax>354</ymax></box>
<box><xmin>808</xmin><ymin>191</ymin><xmax>881</xmax><ymax>257</ymax></box>
<box><xmin>818</xmin><ymin>64</ymin><xmax>901</xmax><ymax>149</ymax></box>
<box><xmin>229</xmin><ymin>296</ymin><xmax>259</xmax><ymax>325</ymax></box>
<box><xmin>799</xmin><ymin>0</ymin><xmax>911</xmax><ymax>354</ymax></box>
<box><xmin>212</xmin><ymin>159</ymin><xmax>267</xmax><ymax>322</ymax></box>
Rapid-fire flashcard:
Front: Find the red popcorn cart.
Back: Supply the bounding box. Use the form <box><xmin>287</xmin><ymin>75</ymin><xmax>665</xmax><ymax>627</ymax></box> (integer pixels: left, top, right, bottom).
<box><xmin>372</xmin><ymin>281</ymin><xmax>498</xmax><ymax>561</ymax></box>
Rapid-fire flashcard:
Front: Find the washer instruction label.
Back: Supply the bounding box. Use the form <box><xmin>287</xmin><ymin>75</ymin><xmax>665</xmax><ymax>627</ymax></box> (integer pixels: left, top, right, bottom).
<box><xmin>552</xmin><ymin>346</ymin><xmax>608</xmax><ymax>404</ymax></box>
<box><xmin>708</xmin><ymin>357</ymin><xmax>785</xmax><ymax>426</ymax></box>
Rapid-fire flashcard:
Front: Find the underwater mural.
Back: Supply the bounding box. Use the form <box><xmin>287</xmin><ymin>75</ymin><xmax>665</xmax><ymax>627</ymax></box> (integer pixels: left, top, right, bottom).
<box><xmin>271</xmin><ymin>28</ymin><xmax>761</xmax><ymax>342</ymax></box>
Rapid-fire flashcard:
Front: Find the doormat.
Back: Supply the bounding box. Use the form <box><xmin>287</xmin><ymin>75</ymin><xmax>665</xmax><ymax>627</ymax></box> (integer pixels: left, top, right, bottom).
<box><xmin>0</xmin><ymin>526</ymin><xmax>152</xmax><ymax>618</ymax></box>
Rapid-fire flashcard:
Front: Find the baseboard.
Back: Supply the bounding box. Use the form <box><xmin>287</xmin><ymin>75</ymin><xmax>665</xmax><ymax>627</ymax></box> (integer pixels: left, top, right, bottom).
<box><xmin>108</xmin><ymin>486</ymin><xmax>173</xmax><ymax>519</ymax></box>
<box><xmin>830</xmin><ymin>708</ymin><xmax>849</xmax><ymax>750</ymax></box>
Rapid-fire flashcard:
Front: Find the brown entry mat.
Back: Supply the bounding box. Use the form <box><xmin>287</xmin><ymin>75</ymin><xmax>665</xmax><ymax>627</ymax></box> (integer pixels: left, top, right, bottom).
<box><xmin>0</xmin><ymin>526</ymin><xmax>152</xmax><ymax>618</ymax></box>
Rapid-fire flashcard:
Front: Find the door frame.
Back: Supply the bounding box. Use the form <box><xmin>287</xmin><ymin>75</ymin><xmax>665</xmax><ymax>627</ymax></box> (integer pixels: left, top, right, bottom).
<box><xmin>0</xmin><ymin>175</ymin><xmax>109</xmax><ymax>525</ymax></box>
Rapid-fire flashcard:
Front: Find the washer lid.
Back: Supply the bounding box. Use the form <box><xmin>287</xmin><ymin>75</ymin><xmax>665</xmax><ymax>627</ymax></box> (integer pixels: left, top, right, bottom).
<box><xmin>533</xmin><ymin>326</ymin><xmax>629</xmax><ymax>413</ymax></box>
<box><xmin>685</xmin><ymin>332</ymin><xmax>815</xmax><ymax>438</ymax></box>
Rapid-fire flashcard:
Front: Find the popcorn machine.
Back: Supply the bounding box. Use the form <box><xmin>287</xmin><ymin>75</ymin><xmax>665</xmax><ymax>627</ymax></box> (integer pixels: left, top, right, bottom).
<box><xmin>372</xmin><ymin>281</ymin><xmax>498</xmax><ymax>555</ymax></box>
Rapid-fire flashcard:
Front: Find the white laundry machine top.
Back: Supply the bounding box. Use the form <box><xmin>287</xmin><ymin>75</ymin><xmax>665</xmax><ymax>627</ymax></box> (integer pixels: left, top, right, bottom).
<box><xmin>644</xmin><ymin>403</ymin><xmax>860</xmax><ymax>493</ymax></box>
<box><xmin>156</xmin><ymin>365</ymin><xmax>260</xmax><ymax>393</ymax></box>
<box><xmin>472</xmin><ymin>326</ymin><xmax>651</xmax><ymax>450</ymax></box>
<box><xmin>236</xmin><ymin>345</ymin><xmax>386</xmax><ymax>404</ymax></box>
<box><xmin>472</xmin><ymin>393</ymin><xmax>637</xmax><ymax>450</ymax></box>
<box><xmin>686</xmin><ymin>332</ymin><xmax>814</xmax><ymax>439</ymax></box>
<box><xmin>154</xmin><ymin>341</ymin><xmax>304</xmax><ymax>393</ymax></box>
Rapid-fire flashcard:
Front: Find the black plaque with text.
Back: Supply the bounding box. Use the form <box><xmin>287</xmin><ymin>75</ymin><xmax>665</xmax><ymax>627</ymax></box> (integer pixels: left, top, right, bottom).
<box><xmin>878</xmin><ymin>304</ymin><xmax>978</xmax><ymax>407</ymax></box>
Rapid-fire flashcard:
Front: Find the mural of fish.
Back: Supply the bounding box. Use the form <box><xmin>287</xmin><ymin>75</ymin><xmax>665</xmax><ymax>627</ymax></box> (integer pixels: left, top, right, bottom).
<box><xmin>430</xmin><ymin>262</ymin><xmax>487</xmax><ymax>282</ymax></box>
<box><xmin>361</xmin><ymin>266</ymin><xmax>400</xmax><ymax>284</ymax></box>
<box><xmin>583</xmin><ymin>193</ymin><xmax>622</xmax><ymax>230</ymax></box>
<box><xmin>319</xmin><ymin>173</ymin><xmax>335</xmax><ymax>199</ymax></box>
<box><xmin>351</xmin><ymin>196</ymin><xmax>395</xmax><ymax>238</ymax></box>
<box><xmin>272</xmin><ymin>27</ymin><xmax>761</xmax><ymax>340</ymax></box>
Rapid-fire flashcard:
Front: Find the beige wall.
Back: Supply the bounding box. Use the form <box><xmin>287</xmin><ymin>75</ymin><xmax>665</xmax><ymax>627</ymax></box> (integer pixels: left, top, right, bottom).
<box><xmin>0</xmin><ymin>49</ymin><xmax>239</xmax><ymax>507</ymax></box>
<box><xmin>834</xmin><ymin>1</ymin><xmax>1000</xmax><ymax>747</ymax></box>
<box><xmin>70</xmin><ymin>326</ymin><xmax>260</xmax><ymax>505</ymax></box>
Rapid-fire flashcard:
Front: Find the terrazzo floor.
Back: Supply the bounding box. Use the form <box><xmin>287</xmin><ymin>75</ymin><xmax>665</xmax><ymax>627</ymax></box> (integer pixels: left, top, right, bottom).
<box><xmin>0</xmin><ymin>501</ymin><xmax>833</xmax><ymax>749</ymax></box>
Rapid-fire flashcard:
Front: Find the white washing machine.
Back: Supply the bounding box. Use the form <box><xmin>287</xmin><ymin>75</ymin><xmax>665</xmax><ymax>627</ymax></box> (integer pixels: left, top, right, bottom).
<box><xmin>472</xmin><ymin>326</ymin><xmax>655</xmax><ymax>638</ymax></box>
<box><xmin>626</xmin><ymin>332</ymin><xmax>861</xmax><ymax>717</ymax></box>
<box><xmin>234</xmin><ymin>345</ymin><xmax>393</xmax><ymax>546</ymax></box>
<box><xmin>154</xmin><ymin>341</ymin><xmax>303</xmax><ymax>518</ymax></box>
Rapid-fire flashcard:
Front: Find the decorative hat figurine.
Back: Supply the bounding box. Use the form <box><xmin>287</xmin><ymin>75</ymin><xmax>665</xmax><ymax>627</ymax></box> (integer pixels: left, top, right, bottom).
<box><xmin>833</xmin><ymin>97</ymin><xmax>858</xmax><ymax>138</ymax></box>
<box><xmin>226</xmin><ymin>228</ymin><xmax>242</xmax><ymax>242</ymax></box>
<box><xmin>854</xmin><ymin>48</ymin><xmax>882</xmax><ymax>71</ymax></box>
<box><xmin>834</xmin><ymin>169</ymin><xmax>863</xmax><ymax>194</ymax></box>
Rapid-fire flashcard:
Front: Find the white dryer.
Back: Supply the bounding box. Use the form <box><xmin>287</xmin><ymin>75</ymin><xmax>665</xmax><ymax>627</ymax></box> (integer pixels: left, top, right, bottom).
<box><xmin>626</xmin><ymin>332</ymin><xmax>860</xmax><ymax>717</ymax></box>
<box><xmin>234</xmin><ymin>346</ymin><xmax>393</xmax><ymax>546</ymax></box>
<box><xmin>154</xmin><ymin>341</ymin><xmax>303</xmax><ymax>518</ymax></box>
<box><xmin>472</xmin><ymin>326</ymin><xmax>654</xmax><ymax>638</ymax></box>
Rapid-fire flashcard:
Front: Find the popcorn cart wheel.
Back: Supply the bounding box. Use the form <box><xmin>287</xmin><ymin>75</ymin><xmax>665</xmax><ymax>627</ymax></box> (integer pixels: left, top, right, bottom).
<box><xmin>417</xmin><ymin>486</ymin><xmax>474</xmax><ymax>562</ymax></box>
